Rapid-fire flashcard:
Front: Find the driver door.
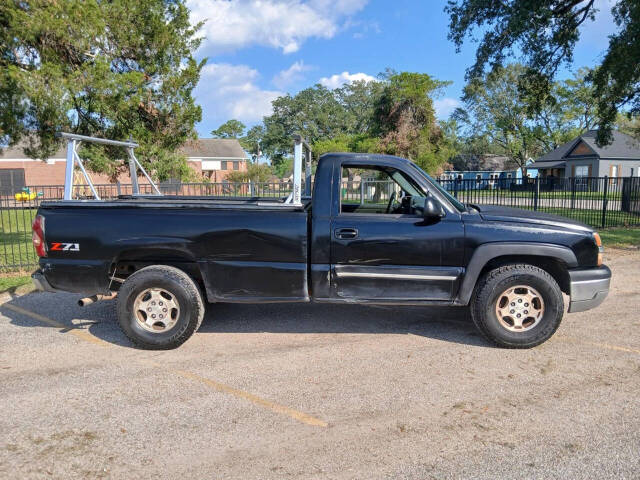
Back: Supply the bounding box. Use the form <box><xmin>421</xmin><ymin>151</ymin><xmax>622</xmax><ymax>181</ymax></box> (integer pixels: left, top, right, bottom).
<box><xmin>330</xmin><ymin>164</ymin><xmax>465</xmax><ymax>302</ymax></box>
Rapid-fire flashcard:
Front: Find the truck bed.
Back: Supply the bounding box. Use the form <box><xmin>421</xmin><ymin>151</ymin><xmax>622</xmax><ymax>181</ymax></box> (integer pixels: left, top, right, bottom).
<box><xmin>37</xmin><ymin>200</ymin><xmax>311</xmax><ymax>301</ymax></box>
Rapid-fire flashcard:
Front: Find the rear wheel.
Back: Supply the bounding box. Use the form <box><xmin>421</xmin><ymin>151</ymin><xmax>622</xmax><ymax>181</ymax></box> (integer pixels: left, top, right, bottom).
<box><xmin>117</xmin><ymin>265</ymin><xmax>204</xmax><ymax>350</ymax></box>
<box><xmin>470</xmin><ymin>264</ymin><xmax>564</xmax><ymax>348</ymax></box>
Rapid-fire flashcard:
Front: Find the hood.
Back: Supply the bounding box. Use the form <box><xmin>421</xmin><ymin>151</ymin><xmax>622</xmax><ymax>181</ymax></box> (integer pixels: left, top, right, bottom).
<box><xmin>472</xmin><ymin>204</ymin><xmax>593</xmax><ymax>232</ymax></box>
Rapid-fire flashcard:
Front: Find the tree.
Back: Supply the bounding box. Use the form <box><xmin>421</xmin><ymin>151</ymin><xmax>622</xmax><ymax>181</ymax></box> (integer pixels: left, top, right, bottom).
<box><xmin>335</xmin><ymin>80</ymin><xmax>384</xmax><ymax>135</ymax></box>
<box><xmin>226</xmin><ymin>163</ymin><xmax>273</xmax><ymax>183</ymax></box>
<box><xmin>457</xmin><ymin>65</ymin><xmax>542</xmax><ymax>173</ymax></box>
<box><xmin>313</xmin><ymin>134</ymin><xmax>380</xmax><ymax>158</ymax></box>
<box><xmin>240</xmin><ymin>125</ymin><xmax>265</xmax><ymax>162</ymax></box>
<box><xmin>271</xmin><ymin>157</ymin><xmax>294</xmax><ymax>179</ymax></box>
<box><xmin>593</xmin><ymin>2</ymin><xmax>640</xmax><ymax>144</ymax></box>
<box><xmin>445</xmin><ymin>0</ymin><xmax>640</xmax><ymax>145</ymax></box>
<box><xmin>258</xmin><ymin>80</ymin><xmax>384</xmax><ymax>171</ymax></box>
<box><xmin>0</xmin><ymin>0</ymin><xmax>204</xmax><ymax>181</ymax></box>
<box><xmin>261</xmin><ymin>85</ymin><xmax>350</xmax><ymax>168</ymax></box>
<box><xmin>455</xmin><ymin>64</ymin><xmax>599</xmax><ymax>172</ymax></box>
<box><xmin>254</xmin><ymin>71</ymin><xmax>455</xmax><ymax>177</ymax></box>
<box><xmin>211</xmin><ymin>119</ymin><xmax>246</xmax><ymax>139</ymax></box>
<box><xmin>445</xmin><ymin>115</ymin><xmax>504</xmax><ymax>161</ymax></box>
<box><xmin>373</xmin><ymin>71</ymin><xmax>453</xmax><ymax>174</ymax></box>
<box><xmin>615</xmin><ymin>113</ymin><xmax>640</xmax><ymax>140</ymax></box>
<box><xmin>529</xmin><ymin>67</ymin><xmax>598</xmax><ymax>151</ymax></box>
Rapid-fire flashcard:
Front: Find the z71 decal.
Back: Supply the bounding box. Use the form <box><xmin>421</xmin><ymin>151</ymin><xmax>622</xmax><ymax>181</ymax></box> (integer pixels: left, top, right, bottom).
<box><xmin>50</xmin><ymin>242</ymin><xmax>80</xmax><ymax>252</ymax></box>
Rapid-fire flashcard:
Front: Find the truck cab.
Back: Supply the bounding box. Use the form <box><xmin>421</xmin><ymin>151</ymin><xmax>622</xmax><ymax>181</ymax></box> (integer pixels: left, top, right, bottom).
<box><xmin>310</xmin><ymin>153</ymin><xmax>466</xmax><ymax>304</ymax></box>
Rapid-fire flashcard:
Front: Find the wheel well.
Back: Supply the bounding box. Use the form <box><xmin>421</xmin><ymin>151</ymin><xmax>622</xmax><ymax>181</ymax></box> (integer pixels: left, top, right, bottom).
<box><xmin>479</xmin><ymin>255</ymin><xmax>570</xmax><ymax>295</ymax></box>
<box><xmin>110</xmin><ymin>250</ymin><xmax>204</xmax><ymax>290</ymax></box>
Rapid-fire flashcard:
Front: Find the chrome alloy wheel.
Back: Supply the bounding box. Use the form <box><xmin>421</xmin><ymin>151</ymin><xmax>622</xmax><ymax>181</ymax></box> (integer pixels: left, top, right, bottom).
<box><xmin>495</xmin><ymin>285</ymin><xmax>545</xmax><ymax>332</ymax></box>
<box><xmin>133</xmin><ymin>288</ymin><xmax>180</xmax><ymax>333</ymax></box>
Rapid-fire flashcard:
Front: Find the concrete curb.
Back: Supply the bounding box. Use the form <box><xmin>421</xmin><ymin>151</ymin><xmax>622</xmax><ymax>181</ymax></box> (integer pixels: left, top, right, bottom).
<box><xmin>0</xmin><ymin>283</ymin><xmax>36</xmax><ymax>305</ymax></box>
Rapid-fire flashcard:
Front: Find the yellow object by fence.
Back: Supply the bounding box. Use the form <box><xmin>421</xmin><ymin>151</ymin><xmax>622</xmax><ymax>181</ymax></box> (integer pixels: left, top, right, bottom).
<box><xmin>14</xmin><ymin>191</ymin><xmax>38</xmax><ymax>202</ymax></box>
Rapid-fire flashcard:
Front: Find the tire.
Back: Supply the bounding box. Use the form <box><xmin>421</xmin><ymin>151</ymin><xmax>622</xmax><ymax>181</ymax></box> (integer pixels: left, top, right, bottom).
<box><xmin>470</xmin><ymin>264</ymin><xmax>564</xmax><ymax>349</ymax></box>
<box><xmin>116</xmin><ymin>265</ymin><xmax>205</xmax><ymax>350</ymax></box>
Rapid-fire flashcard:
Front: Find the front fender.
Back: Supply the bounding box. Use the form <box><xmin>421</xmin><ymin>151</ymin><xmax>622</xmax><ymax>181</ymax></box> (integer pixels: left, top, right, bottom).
<box><xmin>455</xmin><ymin>242</ymin><xmax>578</xmax><ymax>305</ymax></box>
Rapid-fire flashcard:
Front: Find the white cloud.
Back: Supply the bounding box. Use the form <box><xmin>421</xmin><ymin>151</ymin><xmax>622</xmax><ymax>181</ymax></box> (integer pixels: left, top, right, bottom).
<box><xmin>347</xmin><ymin>19</ymin><xmax>381</xmax><ymax>39</ymax></box>
<box><xmin>195</xmin><ymin>63</ymin><xmax>283</xmax><ymax>125</ymax></box>
<box><xmin>434</xmin><ymin>97</ymin><xmax>461</xmax><ymax>119</ymax></box>
<box><xmin>187</xmin><ymin>0</ymin><xmax>369</xmax><ymax>54</ymax></box>
<box><xmin>319</xmin><ymin>71</ymin><xmax>376</xmax><ymax>89</ymax></box>
<box><xmin>308</xmin><ymin>0</ymin><xmax>368</xmax><ymax>15</ymax></box>
<box><xmin>272</xmin><ymin>61</ymin><xmax>313</xmax><ymax>89</ymax></box>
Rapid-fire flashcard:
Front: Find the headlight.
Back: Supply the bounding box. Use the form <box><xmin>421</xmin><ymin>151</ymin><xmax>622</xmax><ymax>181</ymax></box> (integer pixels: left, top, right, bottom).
<box><xmin>593</xmin><ymin>232</ymin><xmax>603</xmax><ymax>266</ymax></box>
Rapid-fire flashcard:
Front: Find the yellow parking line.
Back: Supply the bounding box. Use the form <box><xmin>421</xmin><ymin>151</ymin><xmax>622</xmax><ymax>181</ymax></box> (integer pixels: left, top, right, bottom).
<box><xmin>1</xmin><ymin>302</ymin><xmax>328</xmax><ymax>427</ymax></box>
<box><xmin>2</xmin><ymin>303</ymin><xmax>107</xmax><ymax>346</ymax></box>
<box><xmin>581</xmin><ymin>341</ymin><xmax>640</xmax><ymax>355</ymax></box>
<box><xmin>148</xmin><ymin>363</ymin><xmax>328</xmax><ymax>427</ymax></box>
<box><xmin>559</xmin><ymin>336</ymin><xmax>640</xmax><ymax>355</ymax></box>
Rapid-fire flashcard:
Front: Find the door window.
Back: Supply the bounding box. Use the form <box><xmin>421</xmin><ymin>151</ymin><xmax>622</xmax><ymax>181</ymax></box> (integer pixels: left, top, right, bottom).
<box><xmin>340</xmin><ymin>166</ymin><xmax>427</xmax><ymax>215</ymax></box>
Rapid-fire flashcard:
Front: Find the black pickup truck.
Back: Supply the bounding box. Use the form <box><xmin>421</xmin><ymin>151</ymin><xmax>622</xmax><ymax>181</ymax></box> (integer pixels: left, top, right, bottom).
<box><xmin>31</xmin><ymin>153</ymin><xmax>611</xmax><ymax>349</ymax></box>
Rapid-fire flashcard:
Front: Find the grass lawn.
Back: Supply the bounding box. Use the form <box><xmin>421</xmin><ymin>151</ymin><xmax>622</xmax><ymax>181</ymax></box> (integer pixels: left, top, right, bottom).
<box><xmin>0</xmin><ymin>208</ymin><xmax>38</xmax><ymax>271</ymax></box>
<box><xmin>600</xmin><ymin>227</ymin><xmax>640</xmax><ymax>249</ymax></box>
<box><xmin>0</xmin><ymin>274</ymin><xmax>32</xmax><ymax>293</ymax></box>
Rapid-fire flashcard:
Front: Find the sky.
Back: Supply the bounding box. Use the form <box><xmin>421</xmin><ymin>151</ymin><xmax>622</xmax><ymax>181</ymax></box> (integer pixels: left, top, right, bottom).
<box><xmin>188</xmin><ymin>0</ymin><xmax>619</xmax><ymax>137</ymax></box>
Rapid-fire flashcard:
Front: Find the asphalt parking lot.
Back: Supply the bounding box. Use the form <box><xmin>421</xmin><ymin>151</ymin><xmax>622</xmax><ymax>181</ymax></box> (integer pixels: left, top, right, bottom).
<box><xmin>1</xmin><ymin>249</ymin><xmax>639</xmax><ymax>479</ymax></box>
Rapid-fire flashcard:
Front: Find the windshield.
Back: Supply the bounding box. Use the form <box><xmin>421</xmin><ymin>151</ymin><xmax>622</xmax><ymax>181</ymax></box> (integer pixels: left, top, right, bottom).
<box><xmin>389</xmin><ymin>170</ymin><xmax>425</xmax><ymax>198</ymax></box>
<box><xmin>408</xmin><ymin>163</ymin><xmax>466</xmax><ymax>212</ymax></box>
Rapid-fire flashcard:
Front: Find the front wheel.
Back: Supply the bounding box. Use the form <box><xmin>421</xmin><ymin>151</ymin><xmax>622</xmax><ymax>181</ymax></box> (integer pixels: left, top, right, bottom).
<box><xmin>117</xmin><ymin>265</ymin><xmax>205</xmax><ymax>350</ymax></box>
<box><xmin>471</xmin><ymin>264</ymin><xmax>564</xmax><ymax>349</ymax></box>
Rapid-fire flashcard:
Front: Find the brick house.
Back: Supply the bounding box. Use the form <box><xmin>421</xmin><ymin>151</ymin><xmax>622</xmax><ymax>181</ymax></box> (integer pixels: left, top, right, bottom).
<box><xmin>179</xmin><ymin>138</ymin><xmax>249</xmax><ymax>182</ymax></box>
<box><xmin>0</xmin><ymin>138</ymin><xmax>248</xmax><ymax>194</ymax></box>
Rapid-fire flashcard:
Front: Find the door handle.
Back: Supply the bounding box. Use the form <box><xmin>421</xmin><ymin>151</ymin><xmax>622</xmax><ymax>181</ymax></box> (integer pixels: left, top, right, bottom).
<box><xmin>335</xmin><ymin>228</ymin><xmax>358</xmax><ymax>239</ymax></box>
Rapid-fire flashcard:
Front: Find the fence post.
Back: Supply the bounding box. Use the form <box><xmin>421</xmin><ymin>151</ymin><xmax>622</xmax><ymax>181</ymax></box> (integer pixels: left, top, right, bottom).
<box><xmin>360</xmin><ymin>181</ymin><xmax>365</xmax><ymax>206</ymax></box>
<box><xmin>601</xmin><ymin>176</ymin><xmax>609</xmax><ymax>228</ymax></box>
<box><xmin>534</xmin><ymin>176</ymin><xmax>540</xmax><ymax>211</ymax></box>
<box><xmin>570</xmin><ymin>176</ymin><xmax>576</xmax><ymax>210</ymax></box>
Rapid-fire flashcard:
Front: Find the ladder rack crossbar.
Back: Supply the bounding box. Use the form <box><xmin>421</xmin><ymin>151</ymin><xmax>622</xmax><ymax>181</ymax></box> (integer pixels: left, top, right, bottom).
<box><xmin>59</xmin><ymin>132</ymin><xmax>138</xmax><ymax>148</ymax></box>
<box><xmin>58</xmin><ymin>132</ymin><xmax>160</xmax><ymax>200</ymax></box>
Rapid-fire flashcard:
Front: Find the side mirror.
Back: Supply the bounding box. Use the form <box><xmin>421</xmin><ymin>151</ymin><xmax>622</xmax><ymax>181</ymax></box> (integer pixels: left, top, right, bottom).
<box><xmin>423</xmin><ymin>196</ymin><xmax>445</xmax><ymax>221</ymax></box>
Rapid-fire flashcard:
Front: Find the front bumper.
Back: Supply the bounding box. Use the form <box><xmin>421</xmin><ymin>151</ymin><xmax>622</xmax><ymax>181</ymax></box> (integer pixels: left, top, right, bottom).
<box><xmin>568</xmin><ymin>265</ymin><xmax>611</xmax><ymax>313</ymax></box>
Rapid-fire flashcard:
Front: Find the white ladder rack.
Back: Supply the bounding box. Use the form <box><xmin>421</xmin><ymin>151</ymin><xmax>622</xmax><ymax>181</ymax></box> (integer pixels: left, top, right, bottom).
<box><xmin>58</xmin><ymin>132</ymin><xmax>161</xmax><ymax>200</ymax></box>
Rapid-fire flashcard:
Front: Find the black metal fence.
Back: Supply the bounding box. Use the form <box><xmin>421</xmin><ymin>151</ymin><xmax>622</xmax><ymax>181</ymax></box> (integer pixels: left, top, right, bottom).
<box><xmin>437</xmin><ymin>176</ymin><xmax>640</xmax><ymax>229</ymax></box>
<box><xmin>1</xmin><ymin>176</ymin><xmax>639</xmax><ymax>272</ymax></box>
<box><xmin>1</xmin><ymin>181</ymin><xmax>294</xmax><ymax>204</ymax></box>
